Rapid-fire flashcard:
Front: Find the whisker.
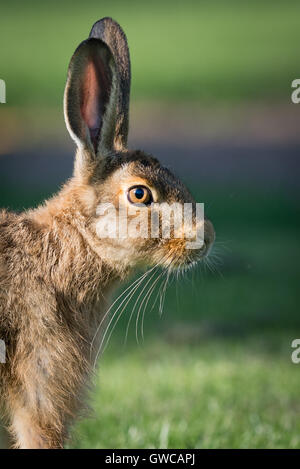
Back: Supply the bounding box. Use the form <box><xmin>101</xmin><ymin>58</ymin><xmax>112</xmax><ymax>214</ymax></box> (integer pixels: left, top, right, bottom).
<box><xmin>150</xmin><ymin>274</ymin><xmax>165</xmax><ymax>314</ymax></box>
<box><xmin>139</xmin><ymin>269</ymin><xmax>165</xmax><ymax>342</ymax></box>
<box><xmin>125</xmin><ymin>251</ymin><xmax>174</xmax><ymax>344</ymax></box>
<box><xmin>159</xmin><ymin>268</ymin><xmax>170</xmax><ymax>317</ymax></box>
<box><xmin>123</xmin><ymin>267</ymin><xmax>159</xmax><ymax>345</ymax></box>
<box><xmin>99</xmin><ymin>273</ymin><xmax>151</xmax><ymax>358</ymax></box>
<box><xmin>92</xmin><ymin>267</ymin><xmax>156</xmax><ymax>367</ymax></box>
<box><xmin>90</xmin><ymin>267</ymin><xmax>155</xmax><ymax>360</ymax></box>
<box><xmin>129</xmin><ymin>268</ymin><xmax>159</xmax><ymax>345</ymax></box>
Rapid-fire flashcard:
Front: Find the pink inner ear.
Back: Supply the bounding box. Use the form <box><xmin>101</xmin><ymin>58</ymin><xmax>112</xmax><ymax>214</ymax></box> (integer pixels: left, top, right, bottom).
<box><xmin>81</xmin><ymin>61</ymin><xmax>101</xmax><ymax>149</ymax></box>
<box><xmin>80</xmin><ymin>55</ymin><xmax>111</xmax><ymax>151</ymax></box>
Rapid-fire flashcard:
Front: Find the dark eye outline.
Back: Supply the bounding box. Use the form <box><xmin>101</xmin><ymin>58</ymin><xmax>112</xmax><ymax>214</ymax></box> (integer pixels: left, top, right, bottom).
<box><xmin>127</xmin><ymin>185</ymin><xmax>153</xmax><ymax>206</ymax></box>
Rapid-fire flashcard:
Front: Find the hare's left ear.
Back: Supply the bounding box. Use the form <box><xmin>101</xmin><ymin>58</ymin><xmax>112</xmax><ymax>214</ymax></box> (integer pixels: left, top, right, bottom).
<box><xmin>64</xmin><ymin>18</ymin><xmax>131</xmax><ymax>160</ymax></box>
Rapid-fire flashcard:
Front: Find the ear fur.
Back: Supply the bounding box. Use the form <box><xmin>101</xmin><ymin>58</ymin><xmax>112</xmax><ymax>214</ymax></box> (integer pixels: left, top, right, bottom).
<box><xmin>64</xmin><ymin>38</ymin><xmax>116</xmax><ymax>156</ymax></box>
<box><xmin>89</xmin><ymin>17</ymin><xmax>131</xmax><ymax>152</ymax></box>
<box><xmin>64</xmin><ymin>17</ymin><xmax>131</xmax><ymax>173</ymax></box>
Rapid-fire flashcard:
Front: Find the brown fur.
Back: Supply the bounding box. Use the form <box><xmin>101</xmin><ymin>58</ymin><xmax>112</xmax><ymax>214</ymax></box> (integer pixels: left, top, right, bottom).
<box><xmin>0</xmin><ymin>18</ymin><xmax>214</xmax><ymax>448</ymax></box>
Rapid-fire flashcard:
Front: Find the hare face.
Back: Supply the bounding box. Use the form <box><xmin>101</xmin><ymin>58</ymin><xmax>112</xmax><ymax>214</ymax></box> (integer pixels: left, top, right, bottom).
<box><xmin>75</xmin><ymin>151</ymin><xmax>215</xmax><ymax>273</ymax></box>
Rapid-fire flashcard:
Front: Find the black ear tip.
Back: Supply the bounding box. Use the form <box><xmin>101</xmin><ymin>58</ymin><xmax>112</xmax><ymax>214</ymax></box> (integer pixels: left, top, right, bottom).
<box><xmin>89</xmin><ymin>17</ymin><xmax>126</xmax><ymax>40</ymax></box>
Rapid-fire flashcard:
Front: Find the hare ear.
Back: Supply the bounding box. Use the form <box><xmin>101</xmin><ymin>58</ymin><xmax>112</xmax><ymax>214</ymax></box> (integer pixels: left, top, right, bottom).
<box><xmin>89</xmin><ymin>17</ymin><xmax>131</xmax><ymax>151</ymax></box>
<box><xmin>64</xmin><ymin>20</ymin><xmax>131</xmax><ymax>162</ymax></box>
<box><xmin>64</xmin><ymin>38</ymin><xmax>115</xmax><ymax>158</ymax></box>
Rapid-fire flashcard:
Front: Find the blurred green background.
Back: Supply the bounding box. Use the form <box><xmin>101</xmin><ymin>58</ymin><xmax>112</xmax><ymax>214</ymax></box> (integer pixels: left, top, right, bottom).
<box><xmin>1</xmin><ymin>0</ymin><xmax>300</xmax><ymax>104</ymax></box>
<box><xmin>0</xmin><ymin>0</ymin><xmax>300</xmax><ymax>449</ymax></box>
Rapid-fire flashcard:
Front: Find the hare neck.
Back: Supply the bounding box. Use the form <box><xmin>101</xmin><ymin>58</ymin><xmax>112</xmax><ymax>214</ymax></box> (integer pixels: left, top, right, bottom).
<box><xmin>28</xmin><ymin>185</ymin><xmax>122</xmax><ymax>322</ymax></box>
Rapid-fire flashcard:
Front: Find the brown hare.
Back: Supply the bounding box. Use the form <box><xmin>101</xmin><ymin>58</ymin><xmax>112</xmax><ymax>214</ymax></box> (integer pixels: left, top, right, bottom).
<box><xmin>0</xmin><ymin>18</ymin><xmax>215</xmax><ymax>448</ymax></box>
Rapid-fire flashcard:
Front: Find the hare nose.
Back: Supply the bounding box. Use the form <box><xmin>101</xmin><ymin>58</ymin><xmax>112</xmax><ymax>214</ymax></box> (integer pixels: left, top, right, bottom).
<box><xmin>203</xmin><ymin>219</ymin><xmax>215</xmax><ymax>251</ymax></box>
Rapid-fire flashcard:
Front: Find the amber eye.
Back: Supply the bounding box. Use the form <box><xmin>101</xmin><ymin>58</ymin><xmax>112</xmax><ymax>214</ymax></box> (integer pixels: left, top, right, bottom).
<box><xmin>127</xmin><ymin>185</ymin><xmax>153</xmax><ymax>205</ymax></box>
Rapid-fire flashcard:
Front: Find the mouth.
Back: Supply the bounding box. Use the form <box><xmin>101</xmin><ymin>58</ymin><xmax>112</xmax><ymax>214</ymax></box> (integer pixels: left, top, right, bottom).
<box><xmin>160</xmin><ymin>239</ymin><xmax>213</xmax><ymax>272</ymax></box>
<box><xmin>161</xmin><ymin>219</ymin><xmax>215</xmax><ymax>272</ymax></box>
<box><xmin>181</xmin><ymin>243</ymin><xmax>213</xmax><ymax>271</ymax></box>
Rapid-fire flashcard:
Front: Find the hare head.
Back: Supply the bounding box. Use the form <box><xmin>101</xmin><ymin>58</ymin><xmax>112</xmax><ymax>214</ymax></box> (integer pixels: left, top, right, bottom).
<box><xmin>61</xmin><ymin>17</ymin><xmax>215</xmax><ymax>277</ymax></box>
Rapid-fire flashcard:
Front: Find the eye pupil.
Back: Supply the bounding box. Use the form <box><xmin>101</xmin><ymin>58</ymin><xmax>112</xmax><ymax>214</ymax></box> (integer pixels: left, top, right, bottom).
<box><xmin>135</xmin><ymin>188</ymin><xmax>144</xmax><ymax>199</ymax></box>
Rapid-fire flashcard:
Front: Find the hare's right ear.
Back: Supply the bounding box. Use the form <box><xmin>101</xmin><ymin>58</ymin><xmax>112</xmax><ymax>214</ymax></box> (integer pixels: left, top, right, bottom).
<box><xmin>64</xmin><ymin>18</ymin><xmax>131</xmax><ymax>168</ymax></box>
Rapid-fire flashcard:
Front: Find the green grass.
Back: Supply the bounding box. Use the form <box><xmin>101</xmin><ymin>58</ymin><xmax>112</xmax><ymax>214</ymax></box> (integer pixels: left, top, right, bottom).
<box><xmin>0</xmin><ymin>0</ymin><xmax>299</xmax><ymax>105</ymax></box>
<box><xmin>71</xmin><ymin>339</ymin><xmax>300</xmax><ymax>449</ymax></box>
